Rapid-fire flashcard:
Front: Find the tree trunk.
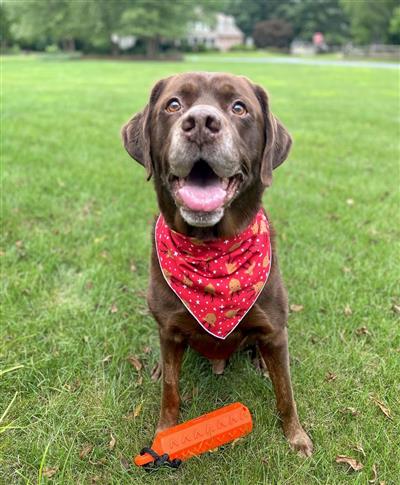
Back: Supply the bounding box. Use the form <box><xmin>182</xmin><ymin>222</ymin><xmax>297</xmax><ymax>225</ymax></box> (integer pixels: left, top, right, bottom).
<box><xmin>111</xmin><ymin>42</ymin><xmax>119</xmax><ymax>56</ymax></box>
<box><xmin>146</xmin><ymin>36</ymin><xmax>159</xmax><ymax>58</ymax></box>
<box><xmin>62</xmin><ymin>37</ymin><xmax>75</xmax><ymax>51</ymax></box>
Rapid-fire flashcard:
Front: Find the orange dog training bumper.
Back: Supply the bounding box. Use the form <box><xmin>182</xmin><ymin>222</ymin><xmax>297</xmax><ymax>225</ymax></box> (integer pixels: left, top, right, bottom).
<box><xmin>134</xmin><ymin>402</ymin><xmax>252</xmax><ymax>467</ymax></box>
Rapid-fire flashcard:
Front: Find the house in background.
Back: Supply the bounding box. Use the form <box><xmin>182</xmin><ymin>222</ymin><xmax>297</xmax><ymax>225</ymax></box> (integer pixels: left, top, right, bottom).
<box><xmin>186</xmin><ymin>13</ymin><xmax>244</xmax><ymax>52</ymax></box>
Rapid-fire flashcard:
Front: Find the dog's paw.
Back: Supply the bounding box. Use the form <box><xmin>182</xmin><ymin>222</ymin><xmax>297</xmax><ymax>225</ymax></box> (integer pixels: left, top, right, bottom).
<box><xmin>211</xmin><ymin>359</ymin><xmax>226</xmax><ymax>375</ymax></box>
<box><xmin>287</xmin><ymin>428</ymin><xmax>313</xmax><ymax>457</ymax></box>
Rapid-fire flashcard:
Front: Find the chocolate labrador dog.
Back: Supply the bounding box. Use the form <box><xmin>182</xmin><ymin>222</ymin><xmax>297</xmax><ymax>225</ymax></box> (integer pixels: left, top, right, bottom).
<box><xmin>122</xmin><ymin>72</ymin><xmax>313</xmax><ymax>456</ymax></box>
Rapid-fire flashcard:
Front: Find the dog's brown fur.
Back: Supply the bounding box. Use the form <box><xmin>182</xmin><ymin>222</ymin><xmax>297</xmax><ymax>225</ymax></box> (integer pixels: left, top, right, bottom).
<box><xmin>122</xmin><ymin>72</ymin><xmax>313</xmax><ymax>456</ymax></box>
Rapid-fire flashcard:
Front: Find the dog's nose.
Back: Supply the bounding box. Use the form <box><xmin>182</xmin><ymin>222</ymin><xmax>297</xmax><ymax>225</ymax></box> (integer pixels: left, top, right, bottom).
<box><xmin>181</xmin><ymin>106</ymin><xmax>222</xmax><ymax>144</ymax></box>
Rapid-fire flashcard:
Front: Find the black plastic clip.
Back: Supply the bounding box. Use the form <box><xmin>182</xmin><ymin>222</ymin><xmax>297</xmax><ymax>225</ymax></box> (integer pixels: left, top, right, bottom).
<box><xmin>140</xmin><ymin>447</ymin><xmax>182</xmax><ymax>471</ymax></box>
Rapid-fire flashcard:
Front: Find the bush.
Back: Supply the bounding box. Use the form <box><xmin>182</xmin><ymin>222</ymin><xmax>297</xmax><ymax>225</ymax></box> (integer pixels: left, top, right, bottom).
<box><xmin>45</xmin><ymin>44</ymin><xmax>60</xmax><ymax>54</ymax></box>
<box><xmin>253</xmin><ymin>19</ymin><xmax>294</xmax><ymax>49</ymax></box>
<box><xmin>229</xmin><ymin>44</ymin><xmax>256</xmax><ymax>52</ymax></box>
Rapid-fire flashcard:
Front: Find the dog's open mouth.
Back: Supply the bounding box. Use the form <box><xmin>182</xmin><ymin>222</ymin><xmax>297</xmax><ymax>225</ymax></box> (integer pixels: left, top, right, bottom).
<box><xmin>171</xmin><ymin>160</ymin><xmax>242</xmax><ymax>213</ymax></box>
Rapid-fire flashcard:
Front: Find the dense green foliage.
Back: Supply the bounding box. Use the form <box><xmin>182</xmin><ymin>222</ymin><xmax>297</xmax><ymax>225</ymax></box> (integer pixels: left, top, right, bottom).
<box><xmin>341</xmin><ymin>0</ymin><xmax>399</xmax><ymax>44</ymax></box>
<box><xmin>4</xmin><ymin>0</ymin><xmax>223</xmax><ymax>55</ymax></box>
<box><xmin>2</xmin><ymin>0</ymin><xmax>400</xmax><ymax>55</ymax></box>
<box><xmin>253</xmin><ymin>19</ymin><xmax>294</xmax><ymax>48</ymax></box>
<box><xmin>1</xmin><ymin>55</ymin><xmax>399</xmax><ymax>484</ymax></box>
<box><xmin>226</xmin><ymin>0</ymin><xmax>350</xmax><ymax>45</ymax></box>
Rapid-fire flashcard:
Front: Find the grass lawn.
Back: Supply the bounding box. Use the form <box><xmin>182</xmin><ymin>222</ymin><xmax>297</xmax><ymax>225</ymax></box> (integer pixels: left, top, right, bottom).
<box><xmin>1</xmin><ymin>56</ymin><xmax>399</xmax><ymax>484</ymax></box>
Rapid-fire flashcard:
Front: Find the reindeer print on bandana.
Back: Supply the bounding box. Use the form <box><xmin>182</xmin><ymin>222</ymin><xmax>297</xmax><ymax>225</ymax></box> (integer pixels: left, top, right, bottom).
<box><xmin>155</xmin><ymin>209</ymin><xmax>272</xmax><ymax>339</ymax></box>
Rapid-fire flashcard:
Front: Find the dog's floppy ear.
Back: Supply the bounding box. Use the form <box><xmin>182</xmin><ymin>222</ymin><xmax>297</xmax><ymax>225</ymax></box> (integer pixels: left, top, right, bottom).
<box><xmin>121</xmin><ymin>79</ymin><xmax>166</xmax><ymax>180</ymax></box>
<box><xmin>254</xmin><ymin>84</ymin><xmax>292</xmax><ymax>187</ymax></box>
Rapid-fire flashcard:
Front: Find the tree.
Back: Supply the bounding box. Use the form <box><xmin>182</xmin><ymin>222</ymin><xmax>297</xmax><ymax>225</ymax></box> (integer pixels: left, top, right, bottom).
<box><xmin>389</xmin><ymin>6</ymin><xmax>400</xmax><ymax>44</ymax></box>
<box><xmin>253</xmin><ymin>19</ymin><xmax>294</xmax><ymax>48</ymax></box>
<box><xmin>226</xmin><ymin>0</ymin><xmax>350</xmax><ymax>45</ymax></box>
<box><xmin>5</xmin><ymin>0</ymin><xmax>225</xmax><ymax>56</ymax></box>
<box><xmin>118</xmin><ymin>0</ymin><xmax>224</xmax><ymax>57</ymax></box>
<box><xmin>224</xmin><ymin>0</ymin><xmax>268</xmax><ymax>37</ymax></box>
<box><xmin>341</xmin><ymin>0</ymin><xmax>398</xmax><ymax>44</ymax></box>
<box><xmin>0</xmin><ymin>4</ymin><xmax>13</xmax><ymax>49</ymax></box>
<box><xmin>6</xmin><ymin>0</ymin><xmax>95</xmax><ymax>51</ymax></box>
<box><xmin>278</xmin><ymin>0</ymin><xmax>350</xmax><ymax>45</ymax></box>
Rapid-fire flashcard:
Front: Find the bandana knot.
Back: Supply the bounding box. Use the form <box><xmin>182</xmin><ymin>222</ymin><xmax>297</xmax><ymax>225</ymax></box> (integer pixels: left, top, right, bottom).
<box><xmin>155</xmin><ymin>209</ymin><xmax>272</xmax><ymax>339</ymax></box>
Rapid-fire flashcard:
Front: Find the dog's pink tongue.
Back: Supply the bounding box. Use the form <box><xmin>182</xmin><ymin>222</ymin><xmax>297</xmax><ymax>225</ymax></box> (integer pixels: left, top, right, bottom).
<box><xmin>178</xmin><ymin>182</ymin><xmax>226</xmax><ymax>212</ymax></box>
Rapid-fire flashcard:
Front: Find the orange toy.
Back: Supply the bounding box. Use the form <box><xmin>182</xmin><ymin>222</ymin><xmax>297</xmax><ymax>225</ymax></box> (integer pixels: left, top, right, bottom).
<box><xmin>134</xmin><ymin>402</ymin><xmax>252</xmax><ymax>468</ymax></box>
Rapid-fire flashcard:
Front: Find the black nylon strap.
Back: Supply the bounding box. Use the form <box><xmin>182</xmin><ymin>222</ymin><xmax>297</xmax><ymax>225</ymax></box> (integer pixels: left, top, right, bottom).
<box><xmin>140</xmin><ymin>447</ymin><xmax>182</xmax><ymax>470</ymax></box>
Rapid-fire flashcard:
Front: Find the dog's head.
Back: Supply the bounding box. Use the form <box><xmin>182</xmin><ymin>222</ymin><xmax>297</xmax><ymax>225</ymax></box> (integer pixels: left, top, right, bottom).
<box><xmin>122</xmin><ymin>72</ymin><xmax>291</xmax><ymax>229</ymax></box>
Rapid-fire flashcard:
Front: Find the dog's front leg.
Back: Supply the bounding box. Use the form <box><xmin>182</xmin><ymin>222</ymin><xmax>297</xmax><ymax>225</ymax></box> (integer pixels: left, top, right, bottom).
<box><xmin>258</xmin><ymin>328</ymin><xmax>313</xmax><ymax>457</ymax></box>
<box><xmin>156</xmin><ymin>327</ymin><xmax>186</xmax><ymax>433</ymax></box>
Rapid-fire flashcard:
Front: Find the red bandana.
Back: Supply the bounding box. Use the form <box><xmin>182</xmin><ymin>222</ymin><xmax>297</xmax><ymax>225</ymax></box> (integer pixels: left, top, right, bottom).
<box><xmin>155</xmin><ymin>209</ymin><xmax>271</xmax><ymax>339</ymax></box>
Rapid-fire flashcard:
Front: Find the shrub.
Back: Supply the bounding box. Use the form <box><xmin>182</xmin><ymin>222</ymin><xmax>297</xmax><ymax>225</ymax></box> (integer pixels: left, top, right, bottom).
<box><xmin>253</xmin><ymin>19</ymin><xmax>294</xmax><ymax>49</ymax></box>
<box><xmin>229</xmin><ymin>43</ymin><xmax>256</xmax><ymax>52</ymax></box>
<box><xmin>45</xmin><ymin>44</ymin><xmax>60</xmax><ymax>54</ymax></box>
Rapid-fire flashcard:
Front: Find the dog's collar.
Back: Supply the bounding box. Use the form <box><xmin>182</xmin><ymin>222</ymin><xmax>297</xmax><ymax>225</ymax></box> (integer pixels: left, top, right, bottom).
<box><xmin>155</xmin><ymin>208</ymin><xmax>272</xmax><ymax>339</ymax></box>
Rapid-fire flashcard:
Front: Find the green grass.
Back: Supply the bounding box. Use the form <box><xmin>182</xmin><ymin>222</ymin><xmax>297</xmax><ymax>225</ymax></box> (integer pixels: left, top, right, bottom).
<box><xmin>1</xmin><ymin>56</ymin><xmax>399</xmax><ymax>484</ymax></box>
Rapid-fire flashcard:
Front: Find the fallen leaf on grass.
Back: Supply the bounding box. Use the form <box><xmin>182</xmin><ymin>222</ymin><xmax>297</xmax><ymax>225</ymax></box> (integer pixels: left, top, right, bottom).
<box><xmin>89</xmin><ymin>457</ymin><xmax>107</xmax><ymax>466</ymax></box>
<box><xmin>370</xmin><ymin>396</ymin><xmax>392</xmax><ymax>420</ymax></box>
<box><xmin>335</xmin><ymin>455</ymin><xmax>363</xmax><ymax>471</ymax></box>
<box><xmin>130</xmin><ymin>261</ymin><xmax>137</xmax><ymax>272</ymax></box>
<box><xmin>151</xmin><ymin>362</ymin><xmax>162</xmax><ymax>381</ymax></box>
<box><xmin>325</xmin><ymin>371</ymin><xmax>337</xmax><ymax>382</ymax></box>
<box><xmin>64</xmin><ymin>379</ymin><xmax>81</xmax><ymax>393</ymax></box>
<box><xmin>369</xmin><ymin>463</ymin><xmax>378</xmax><ymax>483</ymax></box>
<box><xmin>342</xmin><ymin>266</ymin><xmax>352</xmax><ymax>274</ymax></box>
<box><xmin>356</xmin><ymin>326</ymin><xmax>370</xmax><ymax>336</ymax></box>
<box><xmin>15</xmin><ymin>240</ymin><xmax>24</xmax><ymax>248</ymax></box>
<box><xmin>124</xmin><ymin>410</ymin><xmax>135</xmax><ymax>420</ymax></box>
<box><xmin>102</xmin><ymin>354</ymin><xmax>112</xmax><ymax>364</ymax></box>
<box><xmin>392</xmin><ymin>304</ymin><xmax>400</xmax><ymax>314</ymax></box>
<box><xmin>109</xmin><ymin>433</ymin><xmax>116</xmax><ymax>451</ymax></box>
<box><xmin>42</xmin><ymin>467</ymin><xmax>58</xmax><ymax>478</ymax></box>
<box><xmin>82</xmin><ymin>201</ymin><xmax>93</xmax><ymax>216</ymax></box>
<box><xmin>341</xmin><ymin>407</ymin><xmax>360</xmax><ymax>416</ymax></box>
<box><xmin>79</xmin><ymin>443</ymin><xmax>94</xmax><ymax>459</ymax></box>
<box><xmin>120</xmin><ymin>456</ymin><xmax>131</xmax><ymax>470</ymax></box>
<box><xmin>110</xmin><ymin>304</ymin><xmax>118</xmax><ymax>314</ymax></box>
<box><xmin>352</xmin><ymin>443</ymin><xmax>365</xmax><ymax>456</ymax></box>
<box><xmin>290</xmin><ymin>304</ymin><xmax>304</xmax><ymax>313</ymax></box>
<box><xmin>344</xmin><ymin>305</ymin><xmax>352</xmax><ymax>316</ymax></box>
<box><xmin>134</xmin><ymin>403</ymin><xmax>143</xmax><ymax>418</ymax></box>
<box><xmin>230</xmin><ymin>438</ymin><xmax>243</xmax><ymax>448</ymax></box>
<box><xmin>127</xmin><ymin>355</ymin><xmax>142</xmax><ymax>372</ymax></box>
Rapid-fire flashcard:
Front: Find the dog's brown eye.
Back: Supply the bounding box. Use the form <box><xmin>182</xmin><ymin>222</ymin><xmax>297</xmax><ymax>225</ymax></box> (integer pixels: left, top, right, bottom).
<box><xmin>166</xmin><ymin>99</ymin><xmax>181</xmax><ymax>113</ymax></box>
<box><xmin>232</xmin><ymin>102</ymin><xmax>247</xmax><ymax>116</ymax></box>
